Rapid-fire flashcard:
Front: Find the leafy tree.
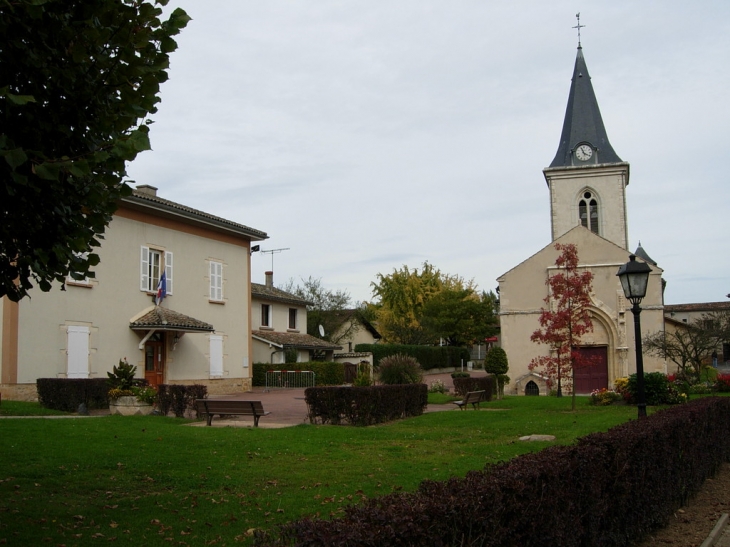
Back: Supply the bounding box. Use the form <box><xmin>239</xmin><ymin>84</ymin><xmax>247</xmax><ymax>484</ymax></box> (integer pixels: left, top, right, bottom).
<box><xmin>281</xmin><ymin>276</ymin><xmax>358</xmax><ymax>344</ymax></box>
<box><xmin>529</xmin><ymin>243</ymin><xmax>594</xmax><ymax>410</ymax></box>
<box><xmin>643</xmin><ymin>318</ymin><xmax>721</xmax><ymax>384</ymax></box>
<box><xmin>484</xmin><ymin>346</ymin><xmax>509</xmax><ymax>399</ymax></box>
<box><xmin>370</xmin><ymin>262</ymin><xmax>496</xmax><ymax>345</ymax></box>
<box><xmin>1</xmin><ymin>0</ymin><xmax>190</xmax><ymax>301</ymax></box>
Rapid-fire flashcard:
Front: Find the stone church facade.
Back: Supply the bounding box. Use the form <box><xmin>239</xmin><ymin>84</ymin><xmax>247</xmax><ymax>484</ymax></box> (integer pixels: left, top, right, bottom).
<box><xmin>498</xmin><ymin>45</ymin><xmax>667</xmax><ymax>396</ymax></box>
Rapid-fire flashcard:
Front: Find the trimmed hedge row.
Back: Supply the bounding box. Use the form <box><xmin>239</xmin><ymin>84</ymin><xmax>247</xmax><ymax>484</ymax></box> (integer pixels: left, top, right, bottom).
<box><xmin>255</xmin><ymin>397</ymin><xmax>730</xmax><ymax>546</ymax></box>
<box><xmin>304</xmin><ymin>384</ymin><xmax>428</xmax><ymax>426</ymax></box>
<box><xmin>452</xmin><ymin>375</ymin><xmax>497</xmax><ymax>398</ymax></box>
<box><xmin>354</xmin><ymin>343</ymin><xmax>471</xmax><ymax>371</ymax></box>
<box><xmin>252</xmin><ymin>362</ymin><xmax>344</xmax><ymax>387</ymax></box>
<box><xmin>157</xmin><ymin>384</ymin><xmax>207</xmax><ymax>417</ymax></box>
<box><xmin>37</xmin><ymin>378</ymin><xmax>111</xmax><ymax>411</ymax></box>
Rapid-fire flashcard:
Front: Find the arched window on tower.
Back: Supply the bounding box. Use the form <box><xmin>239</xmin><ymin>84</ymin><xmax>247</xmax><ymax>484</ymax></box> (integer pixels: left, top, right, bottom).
<box><xmin>578</xmin><ymin>191</ymin><xmax>600</xmax><ymax>235</ymax></box>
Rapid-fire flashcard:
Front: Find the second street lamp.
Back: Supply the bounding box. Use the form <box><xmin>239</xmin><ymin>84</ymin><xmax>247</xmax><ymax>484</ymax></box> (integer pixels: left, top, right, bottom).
<box><xmin>616</xmin><ymin>254</ymin><xmax>652</xmax><ymax>419</ymax></box>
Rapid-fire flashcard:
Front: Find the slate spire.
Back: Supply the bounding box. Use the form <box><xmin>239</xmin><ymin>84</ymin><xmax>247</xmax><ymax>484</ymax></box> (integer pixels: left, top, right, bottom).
<box><xmin>549</xmin><ymin>46</ymin><xmax>623</xmax><ymax>167</ymax></box>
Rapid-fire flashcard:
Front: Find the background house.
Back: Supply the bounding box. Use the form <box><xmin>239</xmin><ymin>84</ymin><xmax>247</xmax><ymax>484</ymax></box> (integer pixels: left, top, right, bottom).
<box><xmin>251</xmin><ymin>271</ymin><xmax>341</xmax><ymax>364</ymax></box>
<box><xmin>0</xmin><ymin>185</ymin><xmax>268</xmax><ymax>400</ymax></box>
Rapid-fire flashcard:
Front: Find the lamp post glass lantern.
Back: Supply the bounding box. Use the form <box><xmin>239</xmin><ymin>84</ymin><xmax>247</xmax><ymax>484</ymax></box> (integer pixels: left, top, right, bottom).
<box><xmin>616</xmin><ymin>255</ymin><xmax>652</xmax><ymax>418</ymax></box>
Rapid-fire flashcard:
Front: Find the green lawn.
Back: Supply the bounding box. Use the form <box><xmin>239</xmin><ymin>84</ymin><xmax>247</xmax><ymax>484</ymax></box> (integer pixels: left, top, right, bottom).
<box><xmin>0</xmin><ymin>396</ymin><xmax>641</xmax><ymax>546</ymax></box>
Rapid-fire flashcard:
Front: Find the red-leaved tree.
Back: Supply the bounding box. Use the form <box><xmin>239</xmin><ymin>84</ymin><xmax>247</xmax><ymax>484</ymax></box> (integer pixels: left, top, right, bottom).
<box><xmin>529</xmin><ymin>243</ymin><xmax>594</xmax><ymax>410</ymax></box>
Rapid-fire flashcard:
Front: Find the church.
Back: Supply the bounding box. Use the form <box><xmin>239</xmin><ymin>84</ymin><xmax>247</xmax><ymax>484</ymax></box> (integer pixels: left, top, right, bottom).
<box><xmin>497</xmin><ymin>42</ymin><xmax>666</xmax><ymax>396</ymax></box>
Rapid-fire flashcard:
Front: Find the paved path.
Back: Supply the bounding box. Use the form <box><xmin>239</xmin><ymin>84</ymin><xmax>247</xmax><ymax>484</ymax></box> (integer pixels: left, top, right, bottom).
<box><xmin>189</xmin><ymin>370</ymin><xmax>484</xmax><ymax>428</ymax></box>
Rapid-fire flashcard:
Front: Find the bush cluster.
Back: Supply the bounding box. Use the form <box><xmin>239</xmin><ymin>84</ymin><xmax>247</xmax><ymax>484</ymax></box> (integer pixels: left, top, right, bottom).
<box><xmin>252</xmin><ymin>362</ymin><xmax>344</xmax><ymax>387</ymax></box>
<box><xmin>37</xmin><ymin>378</ymin><xmax>109</xmax><ymax>411</ymax></box>
<box><xmin>304</xmin><ymin>384</ymin><xmax>428</xmax><ymax>426</ymax></box>
<box><xmin>156</xmin><ymin>384</ymin><xmax>207</xmax><ymax>417</ymax></box>
<box><xmin>256</xmin><ymin>397</ymin><xmax>730</xmax><ymax>547</ymax></box>
<box><xmin>355</xmin><ymin>343</ymin><xmax>470</xmax><ymax>371</ymax></box>
<box><xmin>452</xmin><ymin>375</ymin><xmax>496</xmax><ymax>398</ymax></box>
<box><xmin>378</xmin><ymin>354</ymin><xmax>423</xmax><ymax>385</ymax></box>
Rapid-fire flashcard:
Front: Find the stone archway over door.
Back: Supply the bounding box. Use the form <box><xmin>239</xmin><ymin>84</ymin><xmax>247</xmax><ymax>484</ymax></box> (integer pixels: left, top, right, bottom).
<box><xmin>574</xmin><ymin>346</ymin><xmax>608</xmax><ymax>394</ymax></box>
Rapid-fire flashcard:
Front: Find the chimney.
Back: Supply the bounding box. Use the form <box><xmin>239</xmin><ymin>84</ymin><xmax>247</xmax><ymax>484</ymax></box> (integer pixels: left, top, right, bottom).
<box><xmin>265</xmin><ymin>271</ymin><xmax>273</xmax><ymax>289</ymax></box>
<box><xmin>136</xmin><ymin>184</ymin><xmax>158</xmax><ymax>197</ymax></box>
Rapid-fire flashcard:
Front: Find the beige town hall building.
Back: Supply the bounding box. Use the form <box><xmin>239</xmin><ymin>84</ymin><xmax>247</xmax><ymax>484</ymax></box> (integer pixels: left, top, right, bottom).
<box><xmin>498</xmin><ymin>44</ymin><xmax>666</xmax><ymax>396</ymax></box>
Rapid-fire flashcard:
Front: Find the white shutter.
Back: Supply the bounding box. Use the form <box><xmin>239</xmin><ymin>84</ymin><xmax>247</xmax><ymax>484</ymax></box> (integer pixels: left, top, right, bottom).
<box><xmin>210</xmin><ymin>261</ymin><xmax>223</xmax><ymax>301</ymax></box>
<box><xmin>67</xmin><ymin>326</ymin><xmax>90</xmax><ymax>378</ymax></box>
<box><xmin>165</xmin><ymin>251</ymin><xmax>173</xmax><ymax>295</ymax></box>
<box><xmin>140</xmin><ymin>246</ymin><xmax>150</xmax><ymax>291</ymax></box>
<box><xmin>209</xmin><ymin>335</ymin><xmax>224</xmax><ymax>378</ymax></box>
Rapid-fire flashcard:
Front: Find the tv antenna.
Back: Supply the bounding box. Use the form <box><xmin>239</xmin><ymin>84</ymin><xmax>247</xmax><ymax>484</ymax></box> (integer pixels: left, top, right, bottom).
<box><xmin>259</xmin><ymin>248</ymin><xmax>290</xmax><ymax>271</ymax></box>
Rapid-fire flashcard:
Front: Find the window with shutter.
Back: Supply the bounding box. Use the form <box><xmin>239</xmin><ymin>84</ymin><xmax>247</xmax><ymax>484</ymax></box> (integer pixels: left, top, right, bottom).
<box><xmin>140</xmin><ymin>247</ymin><xmax>172</xmax><ymax>293</ymax></box>
<box><xmin>209</xmin><ymin>335</ymin><xmax>224</xmax><ymax>378</ymax></box>
<box><xmin>67</xmin><ymin>326</ymin><xmax>90</xmax><ymax>378</ymax></box>
<box><xmin>210</xmin><ymin>261</ymin><xmax>223</xmax><ymax>302</ymax></box>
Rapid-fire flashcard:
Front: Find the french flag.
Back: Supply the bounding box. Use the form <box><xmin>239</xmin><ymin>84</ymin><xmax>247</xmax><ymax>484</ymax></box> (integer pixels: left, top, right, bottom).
<box><xmin>155</xmin><ymin>271</ymin><xmax>167</xmax><ymax>305</ymax></box>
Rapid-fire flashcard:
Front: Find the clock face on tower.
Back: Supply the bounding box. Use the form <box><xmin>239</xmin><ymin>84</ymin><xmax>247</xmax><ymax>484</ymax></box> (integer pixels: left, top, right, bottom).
<box><xmin>575</xmin><ymin>144</ymin><xmax>593</xmax><ymax>161</ymax></box>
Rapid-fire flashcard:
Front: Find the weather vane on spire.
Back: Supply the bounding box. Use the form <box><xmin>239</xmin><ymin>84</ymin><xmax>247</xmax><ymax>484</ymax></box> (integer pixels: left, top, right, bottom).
<box><xmin>573</xmin><ymin>12</ymin><xmax>585</xmax><ymax>47</ymax></box>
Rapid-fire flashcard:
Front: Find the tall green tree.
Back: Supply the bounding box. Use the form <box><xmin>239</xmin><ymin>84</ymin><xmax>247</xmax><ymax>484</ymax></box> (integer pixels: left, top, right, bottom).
<box><xmin>529</xmin><ymin>243</ymin><xmax>594</xmax><ymax>410</ymax></box>
<box><xmin>1</xmin><ymin>0</ymin><xmax>190</xmax><ymax>301</ymax></box>
<box><xmin>370</xmin><ymin>262</ymin><xmax>496</xmax><ymax>345</ymax></box>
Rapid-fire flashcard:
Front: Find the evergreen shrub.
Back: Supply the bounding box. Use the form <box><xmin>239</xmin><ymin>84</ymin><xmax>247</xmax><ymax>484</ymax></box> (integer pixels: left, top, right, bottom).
<box><xmin>252</xmin><ymin>362</ymin><xmax>344</xmax><ymax>387</ymax></box>
<box><xmin>256</xmin><ymin>397</ymin><xmax>730</xmax><ymax>547</ymax></box>
<box><xmin>452</xmin><ymin>375</ymin><xmax>497</xmax><ymax>398</ymax></box>
<box><xmin>305</xmin><ymin>384</ymin><xmax>427</xmax><ymax>426</ymax></box>
<box><xmin>37</xmin><ymin>378</ymin><xmax>109</xmax><ymax>411</ymax></box>
<box><xmin>157</xmin><ymin>384</ymin><xmax>207</xmax><ymax>417</ymax></box>
<box><xmin>355</xmin><ymin>343</ymin><xmax>470</xmax><ymax>371</ymax></box>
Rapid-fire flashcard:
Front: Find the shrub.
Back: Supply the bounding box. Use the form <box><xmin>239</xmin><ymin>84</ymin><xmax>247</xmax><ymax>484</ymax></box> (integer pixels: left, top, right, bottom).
<box><xmin>626</xmin><ymin>371</ymin><xmax>671</xmax><ymax>405</ymax></box>
<box><xmin>428</xmin><ymin>379</ymin><xmax>447</xmax><ymax>394</ymax></box>
<box><xmin>156</xmin><ymin>384</ymin><xmax>207</xmax><ymax>417</ymax></box>
<box><xmin>589</xmin><ymin>388</ymin><xmax>621</xmax><ymax>406</ymax></box>
<box><xmin>37</xmin><ymin>378</ymin><xmax>109</xmax><ymax>412</ymax></box>
<box><xmin>452</xmin><ymin>375</ymin><xmax>496</xmax><ymax>399</ymax></box>
<box><xmin>256</xmin><ymin>397</ymin><xmax>730</xmax><ymax>547</ymax></box>
<box><xmin>378</xmin><ymin>354</ymin><xmax>423</xmax><ymax>385</ymax></box>
<box><xmin>352</xmin><ymin>362</ymin><xmax>373</xmax><ymax>387</ymax></box>
<box><xmin>305</xmin><ymin>384</ymin><xmax>428</xmax><ymax>426</ymax></box>
<box><xmin>716</xmin><ymin>374</ymin><xmax>730</xmax><ymax>392</ymax></box>
<box><xmin>450</xmin><ymin>371</ymin><xmax>470</xmax><ymax>379</ymax></box>
<box><xmin>485</xmin><ymin>346</ymin><xmax>509</xmax><ymax>398</ymax></box>
<box><xmin>252</xmin><ymin>362</ymin><xmax>345</xmax><ymax>387</ymax></box>
<box><xmin>355</xmin><ymin>343</ymin><xmax>470</xmax><ymax>371</ymax></box>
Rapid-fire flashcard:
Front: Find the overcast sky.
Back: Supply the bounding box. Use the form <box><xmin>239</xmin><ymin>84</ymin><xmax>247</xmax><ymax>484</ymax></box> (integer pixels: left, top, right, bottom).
<box><xmin>127</xmin><ymin>1</ymin><xmax>730</xmax><ymax>306</ymax></box>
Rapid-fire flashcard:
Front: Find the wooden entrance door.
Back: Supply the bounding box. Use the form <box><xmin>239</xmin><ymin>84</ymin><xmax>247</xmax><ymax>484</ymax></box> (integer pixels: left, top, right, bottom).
<box><xmin>573</xmin><ymin>346</ymin><xmax>608</xmax><ymax>394</ymax></box>
<box><xmin>144</xmin><ymin>333</ymin><xmax>165</xmax><ymax>387</ymax></box>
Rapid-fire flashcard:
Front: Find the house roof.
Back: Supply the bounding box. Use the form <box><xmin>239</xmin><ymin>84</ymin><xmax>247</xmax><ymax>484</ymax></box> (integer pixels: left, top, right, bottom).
<box><xmin>122</xmin><ymin>186</ymin><xmax>268</xmax><ymax>242</ymax></box>
<box><xmin>252</xmin><ymin>330</ymin><xmax>341</xmax><ymax>350</ymax></box>
<box><xmin>251</xmin><ymin>283</ymin><xmax>312</xmax><ymax>306</ymax></box>
<box><xmin>130</xmin><ymin>306</ymin><xmax>214</xmax><ymax>332</ymax></box>
<box><xmin>322</xmin><ymin>309</ymin><xmax>382</xmax><ymax>339</ymax></box>
<box><xmin>548</xmin><ymin>46</ymin><xmax>623</xmax><ymax>169</ymax></box>
<box><xmin>664</xmin><ymin>302</ymin><xmax>730</xmax><ymax>314</ymax></box>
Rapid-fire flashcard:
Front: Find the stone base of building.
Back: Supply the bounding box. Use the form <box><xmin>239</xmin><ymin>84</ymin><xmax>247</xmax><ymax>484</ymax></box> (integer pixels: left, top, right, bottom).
<box><xmin>0</xmin><ymin>383</ymin><xmax>39</xmax><ymax>402</ymax></box>
<box><xmin>170</xmin><ymin>377</ymin><xmax>252</xmax><ymax>395</ymax></box>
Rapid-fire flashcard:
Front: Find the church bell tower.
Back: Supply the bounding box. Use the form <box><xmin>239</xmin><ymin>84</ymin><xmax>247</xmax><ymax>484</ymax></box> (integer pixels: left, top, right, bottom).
<box><xmin>543</xmin><ymin>42</ymin><xmax>630</xmax><ymax>250</ymax></box>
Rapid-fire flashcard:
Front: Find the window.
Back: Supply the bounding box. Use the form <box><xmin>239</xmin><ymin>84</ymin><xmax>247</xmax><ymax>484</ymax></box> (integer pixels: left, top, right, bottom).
<box><xmin>578</xmin><ymin>191</ymin><xmax>600</xmax><ymax>235</ymax></box>
<box><xmin>66</xmin><ymin>252</ymin><xmax>91</xmax><ymax>286</ymax></box>
<box><xmin>209</xmin><ymin>335</ymin><xmax>223</xmax><ymax>378</ymax></box>
<box><xmin>67</xmin><ymin>326</ymin><xmax>90</xmax><ymax>378</ymax></box>
<box><xmin>288</xmin><ymin>308</ymin><xmax>297</xmax><ymax>330</ymax></box>
<box><xmin>261</xmin><ymin>304</ymin><xmax>271</xmax><ymax>327</ymax></box>
<box><xmin>210</xmin><ymin>261</ymin><xmax>223</xmax><ymax>302</ymax></box>
<box><xmin>141</xmin><ymin>247</ymin><xmax>173</xmax><ymax>294</ymax></box>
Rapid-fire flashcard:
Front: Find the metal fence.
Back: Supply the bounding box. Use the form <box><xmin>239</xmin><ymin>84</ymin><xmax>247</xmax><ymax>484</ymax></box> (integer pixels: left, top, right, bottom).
<box><xmin>265</xmin><ymin>370</ymin><xmax>316</xmax><ymax>391</ymax></box>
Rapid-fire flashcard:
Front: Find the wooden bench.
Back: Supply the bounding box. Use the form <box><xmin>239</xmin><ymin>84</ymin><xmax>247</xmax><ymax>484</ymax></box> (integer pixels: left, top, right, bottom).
<box><xmin>453</xmin><ymin>390</ymin><xmax>486</xmax><ymax>410</ymax></box>
<box><xmin>195</xmin><ymin>399</ymin><xmax>271</xmax><ymax>427</ymax></box>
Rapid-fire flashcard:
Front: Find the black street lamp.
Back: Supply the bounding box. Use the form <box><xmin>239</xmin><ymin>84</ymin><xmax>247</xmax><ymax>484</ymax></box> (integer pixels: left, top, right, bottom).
<box><xmin>616</xmin><ymin>255</ymin><xmax>652</xmax><ymax>418</ymax></box>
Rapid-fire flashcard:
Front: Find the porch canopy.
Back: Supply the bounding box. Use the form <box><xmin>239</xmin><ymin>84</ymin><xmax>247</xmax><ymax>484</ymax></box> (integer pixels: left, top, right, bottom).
<box><xmin>130</xmin><ymin>306</ymin><xmax>214</xmax><ymax>348</ymax></box>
